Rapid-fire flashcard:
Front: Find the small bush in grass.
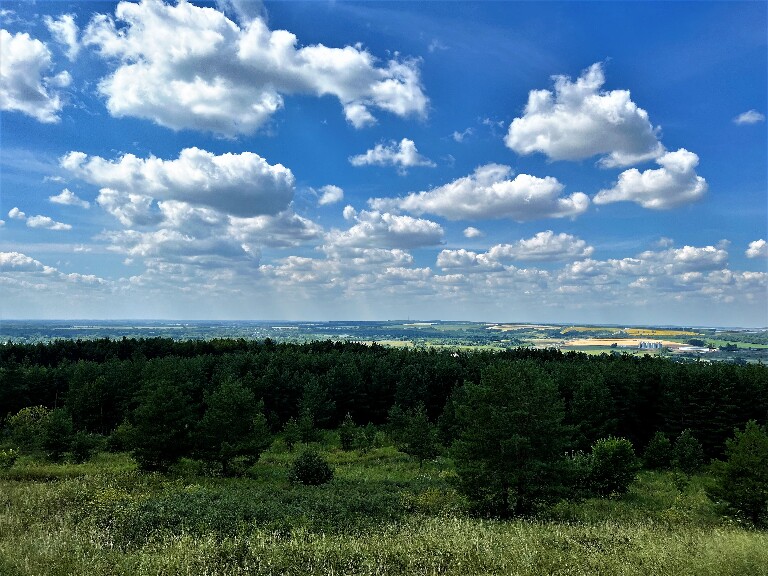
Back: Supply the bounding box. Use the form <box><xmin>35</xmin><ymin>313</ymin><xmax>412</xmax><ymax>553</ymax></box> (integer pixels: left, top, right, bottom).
<box><xmin>0</xmin><ymin>448</ymin><xmax>18</xmax><ymax>469</ymax></box>
<box><xmin>589</xmin><ymin>436</ymin><xmax>640</xmax><ymax>496</ymax></box>
<box><xmin>288</xmin><ymin>449</ymin><xmax>333</xmax><ymax>486</ymax></box>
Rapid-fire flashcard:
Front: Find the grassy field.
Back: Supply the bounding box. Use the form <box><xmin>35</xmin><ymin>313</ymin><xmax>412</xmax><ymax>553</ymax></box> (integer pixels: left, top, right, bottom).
<box><xmin>1</xmin><ymin>443</ymin><xmax>767</xmax><ymax>576</ymax></box>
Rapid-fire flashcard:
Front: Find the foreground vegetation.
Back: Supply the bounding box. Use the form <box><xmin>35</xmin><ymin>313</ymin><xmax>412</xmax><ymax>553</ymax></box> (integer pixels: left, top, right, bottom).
<box><xmin>2</xmin><ymin>338</ymin><xmax>767</xmax><ymax>573</ymax></box>
<box><xmin>2</xmin><ymin>445</ymin><xmax>768</xmax><ymax>576</ymax></box>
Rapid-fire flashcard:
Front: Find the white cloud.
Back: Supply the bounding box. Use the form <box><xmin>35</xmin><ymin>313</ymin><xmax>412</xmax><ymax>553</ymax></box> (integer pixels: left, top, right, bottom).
<box><xmin>97</xmin><ymin>189</ymin><xmax>161</xmax><ymax>227</ymax></box>
<box><xmin>437</xmin><ymin>231</ymin><xmax>592</xmax><ymax>272</ymax></box>
<box><xmin>61</xmin><ymin>147</ymin><xmax>294</xmax><ymax>218</ymax></box>
<box><xmin>0</xmin><ymin>220</ymin><xmax>4</xmax><ymax>227</ymax></box>
<box><xmin>452</xmin><ymin>128</ymin><xmax>473</xmax><ymax>143</ymax></box>
<box><xmin>746</xmin><ymin>239</ymin><xmax>768</xmax><ymax>258</ymax></box>
<box><xmin>228</xmin><ymin>209</ymin><xmax>323</xmax><ymax>249</ymax></box>
<box><xmin>44</xmin><ymin>14</ymin><xmax>80</xmax><ymax>61</ymax></box>
<box><xmin>463</xmin><ymin>226</ymin><xmax>484</xmax><ymax>238</ymax></box>
<box><xmin>0</xmin><ymin>251</ymin><xmax>54</xmax><ymax>273</ymax></box>
<box><xmin>0</xmin><ymin>29</ymin><xmax>69</xmax><ymax>123</ymax></box>
<box><xmin>8</xmin><ymin>207</ymin><xmax>26</xmax><ymax>220</ymax></box>
<box><xmin>436</xmin><ymin>249</ymin><xmax>500</xmax><ymax>272</ymax></box>
<box><xmin>370</xmin><ymin>164</ymin><xmax>589</xmax><ymax>221</ymax></box>
<box><xmin>83</xmin><ymin>0</ymin><xmax>427</xmax><ymax>135</ymax></box>
<box><xmin>316</xmin><ymin>185</ymin><xmax>344</xmax><ymax>206</ymax></box>
<box><xmin>733</xmin><ymin>110</ymin><xmax>765</xmax><ymax>125</ymax></box>
<box><xmin>26</xmin><ymin>215</ymin><xmax>72</xmax><ymax>231</ymax></box>
<box><xmin>325</xmin><ymin>209</ymin><xmax>443</xmax><ymax>250</ymax></box>
<box><xmin>0</xmin><ymin>252</ymin><xmax>112</xmax><ymax>304</ymax></box>
<box><xmin>49</xmin><ymin>188</ymin><xmax>90</xmax><ymax>209</ymax></box>
<box><xmin>487</xmin><ymin>231</ymin><xmax>594</xmax><ymax>262</ymax></box>
<box><xmin>593</xmin><ymin>148</ymin><xmax>707</xmax><ymax>209</ymax></box>
<box><xmin>505</xmin><ymin>62</ymin><xmax>662</xmax><ymax>167</ymax></box>
<box><xmin>349</xmin><ymin>138</ymin><xmax>435</xmax><ymax>173</ymax></box>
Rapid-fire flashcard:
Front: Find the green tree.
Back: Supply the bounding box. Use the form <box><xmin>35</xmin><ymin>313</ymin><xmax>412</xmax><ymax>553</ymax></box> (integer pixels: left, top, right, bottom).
<box><xmin>6</xmin><ymin>406</ymin><xmax>50</xmax><ymax>455</ymax></box>
<box><xmin>395</xmin><ymin>403</ymin><xmax>439</xmax><ymax>467</ymax></box>
<box><xmin>127</xmin><ymin>379</ymin><xmax>196</xmax><ymax>472</ymax></box>
<box><xmin>338</xmin><ymin>413</ymin><xmax>356</xmax><ymax>451</ymax></box>
<box><xmin>642</xmin><ymin>431</ymin><xmax>672</xmax><ymax>470</ymax></box>
<box><xmin>589</xmin><ymin>437</ymin><xmax>640</xmax><ymax>496</ymax></box>
<box><xmin>42</xmin><ymin>408</ymin><xmax>73</xmax><ymax>462</ymax></box>
<box><xmin>196</xmin><ymin>379</ymin><xmax>272</xmax><ymax>476</ymax></box>
<box><xmin>672</xmin><ymin>429</ymin><xmax>705</xmax><ymax>474</ymax></box>
<box><xmin>282</xmin><ymin>417</ymin><xmax>301</xmax><ymax>451</ymax></box>
<box><xmin>452</xmin><ymin>361</ymin><xmax>571</xmax><ymax>517</ymax></box>
<box><xmin>715</xmin><ymin>420</ymin><xmax>768</xmax><ymax>526</ymax></box>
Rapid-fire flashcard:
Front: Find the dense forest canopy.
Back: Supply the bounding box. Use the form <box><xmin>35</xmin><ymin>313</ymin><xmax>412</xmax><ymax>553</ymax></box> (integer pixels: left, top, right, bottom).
<box><xmin>2</xmin><ymin>337</ymin><xmax>766</xmax><ymax>459</ymax></box>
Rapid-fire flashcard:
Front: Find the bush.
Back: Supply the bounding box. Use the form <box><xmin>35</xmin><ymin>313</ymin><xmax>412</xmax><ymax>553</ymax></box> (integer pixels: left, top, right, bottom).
<box><xmin>288</xmin><ymin>449</ymin><xmax>333</xmax><ymax>486</ymax></box>
<box><xmin>643</xmin><ymin>431</ymin><xmax>672</xmax><ymax>470</ymax></box>
<box><xmin>589</xmin><ymin>437</ymin><xmax>640</xmax><ymax>496</ymax></box>
<box><xmin>0</xmin><ymin>448</ymin><xmax>18</xmax><ymax>469</ymax></box>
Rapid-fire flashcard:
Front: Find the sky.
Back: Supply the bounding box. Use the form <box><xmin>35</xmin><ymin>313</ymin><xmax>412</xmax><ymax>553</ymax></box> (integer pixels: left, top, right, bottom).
<box><xmin>0</xmin><ymin>0</ymin><xmax>766</xmax><ymax>327</ymax></box>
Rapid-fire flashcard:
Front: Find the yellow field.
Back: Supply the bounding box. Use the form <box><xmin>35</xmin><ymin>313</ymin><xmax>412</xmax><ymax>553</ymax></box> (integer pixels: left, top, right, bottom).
<box><xmin>566</xmin><ymin>338</ymin><xmax>683</xmax><ymax>348</ymax></box>
<box><xmin>624</xmin><ymin>328</ymin><xmax>700</xmax><ymax>337</ymax></box>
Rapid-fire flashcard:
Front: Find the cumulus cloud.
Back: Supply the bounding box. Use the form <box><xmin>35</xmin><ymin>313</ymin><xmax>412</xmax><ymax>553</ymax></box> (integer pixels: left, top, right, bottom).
<box><xmin>487</xmin><ymin>231</ymin><xmax>594</xmax><ymax>262</ymax></box>
<box><xmin>0</xmin><ymin>29</ymin><xmax>70</xmax><ymax>122</ymax></box>
<box><xmin>61</xmin><ymin>147</ymin><xmax>294</xmax><ymax>218</ymax></box>
<box><xmin>8</xmin><ymin>207</ymin><xmax>26</xmax><ymax>220</ymax></box>
<box><xmin>437</xmin><ymin>231</ymin><xmax>591</xmax><ymax>273</ymax></box>
<box><xmin>463</xmin><ymin>226</ymin><xmax>484</xmax><ymax>238</ymax></box>
<box><xmin>82</xmin><ymin>0</ymin><xmax>427</xmax><ymax>135</ymax></box>
<box><xmin>44</xmin><ymin>14</ymin><xmax>80</xmax><ymax>61</ymax></box>
<box><xmin>370</xmin><ymin>163</ymin><xmax>589</xmax><ymax>221</ymax></box>
<box><xmin>733</xmin><ymin>110</ymin><xmax>765</xmax><ymax>125</ymax></box>
<box><xmin>746</xmin><ymin>239</ymin><xmax>767</xmax><ymax>258</ymax></box>
<box><xmin>436</xmin><ymin>249</ymin><xmax>500</xmax><ymax>272</ymax></box>
<box><xmin>0</xmin><ymin>251</ymin><xmax>107</xmax><ymax>290</ymax></box>
<box><xmin>49</xmin><ymin>188</ymin><xmax>90</xmax><ymax>209</ymax></box>
<box><xmin>316</xmin><ymin>185</ymin><xmax>344</xmax><ymax>206</ymax></box>
<box><xmin>505</xmin><ymin>62</ymin><xmax>662</xmax><ymax>167</ymax></box>
<box><xmin>325</xmin><ymin>208</ymin><xmax>443</xmax><ymax>250</ymax></box>
<box><xmin>349</xmin><ymin>138</ymin><xmax>435</xmax><ymax>173</ymax></box>
<box><xmin>593</xmin><ymin>149</ymin><xmax>707</xmax><ymax>209</ymax></box>
<box><xmin>26</xmin><ymin>215</ymin><xmax>72</xmax><ymax>231</ymax></box>
<box><xmin>228</xmin><ymin>209</ymin><xmax>323</xmax><ymax>249</ymax></box>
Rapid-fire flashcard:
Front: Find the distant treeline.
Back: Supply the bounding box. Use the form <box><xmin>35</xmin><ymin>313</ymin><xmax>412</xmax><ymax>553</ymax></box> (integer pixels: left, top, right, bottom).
<box><xmin>1</xmin><ymin>337</ymin><xmax>766</xmax><ymax>460</ymax></box>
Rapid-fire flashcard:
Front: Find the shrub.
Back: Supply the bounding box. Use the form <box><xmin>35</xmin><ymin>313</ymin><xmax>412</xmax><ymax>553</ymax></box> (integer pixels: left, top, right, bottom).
<box><xmin>0</xmin><ymin>448</ymin><xmax>18</xmax><ymax>469</ymax></box>
<box><xmin>288</xmin><ymin>449</ymin><xmax>333</xmax><ymax>486</ymax></box>
<box><xmin>589</xmin><ymin>437</ymin><xmax>640</xmax><ymax>496</ymax></box>
<box><xmin>643</xmin><ymin>431</ymin><xmax>672</xmax><ymax>470</ymax></box>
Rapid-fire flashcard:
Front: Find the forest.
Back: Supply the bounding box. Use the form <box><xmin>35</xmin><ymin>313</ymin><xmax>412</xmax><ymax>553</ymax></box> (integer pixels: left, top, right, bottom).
<box><xmin>1</xmin><ymin>337</ymin><xmax>767</xmax><ymax>575</ymax></box>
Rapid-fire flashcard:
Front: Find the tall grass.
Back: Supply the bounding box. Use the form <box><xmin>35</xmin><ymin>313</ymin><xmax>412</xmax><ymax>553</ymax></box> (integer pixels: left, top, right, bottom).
<box><xmin>1</xmin><ymin>447</ymin><xmax>767</xmax><ymax>576</ymax></box>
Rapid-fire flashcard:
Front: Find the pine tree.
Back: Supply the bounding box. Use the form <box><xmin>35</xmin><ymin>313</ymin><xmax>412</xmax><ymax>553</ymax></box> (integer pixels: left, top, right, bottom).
<box><xmin>452</xmin><ymin>361</ymin><xmax>571</xmax><ymax>517</ymax></box>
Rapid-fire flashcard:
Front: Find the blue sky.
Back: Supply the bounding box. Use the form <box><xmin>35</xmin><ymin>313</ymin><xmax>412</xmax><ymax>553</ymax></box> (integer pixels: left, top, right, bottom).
<box><xmin>1</xmin><ymin>0</ymin><xmax>766</xmax><ymax>326</ymax></box>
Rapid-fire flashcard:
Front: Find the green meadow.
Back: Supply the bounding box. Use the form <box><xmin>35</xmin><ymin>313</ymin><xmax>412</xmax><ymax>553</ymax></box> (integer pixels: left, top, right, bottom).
<box><xmin>2</xmin><ymin>442</ymin><xmax>767</xmax><ymax>576</ymax></box>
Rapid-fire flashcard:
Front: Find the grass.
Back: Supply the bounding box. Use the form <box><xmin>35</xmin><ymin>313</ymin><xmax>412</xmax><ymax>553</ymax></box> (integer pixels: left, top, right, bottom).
<box><xmin>1</xmin><ymin>445</ymin><xmax>767</xmax><ymax>576</ymax></box>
